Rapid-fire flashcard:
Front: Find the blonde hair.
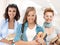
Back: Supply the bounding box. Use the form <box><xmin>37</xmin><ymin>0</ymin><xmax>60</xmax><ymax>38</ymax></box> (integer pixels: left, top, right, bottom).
<box><xmin>44</xmin><ymin>8</ymin><xmax>54</xmax><ymax>16</ymax></box>
<box><xmin>22</xmin><ymin>7</ymin><xmax>37</xmax><ymax>33</ymax></box>
<box><xmin>23</xmin><ymin>7</ymin><xmax>37</xmax><ymax>24</ymax></box>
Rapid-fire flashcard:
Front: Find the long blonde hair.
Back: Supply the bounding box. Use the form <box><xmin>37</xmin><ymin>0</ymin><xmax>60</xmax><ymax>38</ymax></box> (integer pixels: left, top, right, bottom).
<box><xmin>22</xmin><ymin>7</ymin><xmax>37</xmax><ymax>33</ymax></box>
<box><xmin>23</xmin><ymin>7</ymin><xmax>37</xmax><ymax>24</ymax></box>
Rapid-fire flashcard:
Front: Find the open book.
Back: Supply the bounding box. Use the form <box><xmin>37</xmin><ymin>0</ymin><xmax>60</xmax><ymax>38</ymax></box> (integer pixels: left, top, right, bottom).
<box><xmin>6</xmin><ymin>34</ymin><xmax>15</xmax><ymax>41</ymax></box>
<box><xmin>37</xmin><ymin>32</ymin><xmax>47</xmax><ymax>39</ymax></box>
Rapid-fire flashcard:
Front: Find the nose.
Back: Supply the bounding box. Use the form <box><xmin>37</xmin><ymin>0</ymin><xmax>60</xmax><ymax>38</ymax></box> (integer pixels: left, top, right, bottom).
<box><xmin>10</xmin><ymin>11</ymin><xmax>14</xmax><ymax>15</ymax></box>
<box><xmin>29</xmin><ymin>16</ymin><xmax>32</xmax><ymax>18</ymax></box>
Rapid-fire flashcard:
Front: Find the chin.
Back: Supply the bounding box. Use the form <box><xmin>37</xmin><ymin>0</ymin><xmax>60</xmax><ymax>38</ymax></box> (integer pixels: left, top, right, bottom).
<box><xmin>28</xmin><ymin>22</ymin><xmax>33</xmax><ymax>24</ymax></box>
<box><xmin>29</xmin><ymin>22</ymin><xmax>33</xmax><ymax>24</ymax></box>
<box><xmin>46</xmin><ymin>21</ymin><xmax>51</xmax><ymax>23</ymax></box>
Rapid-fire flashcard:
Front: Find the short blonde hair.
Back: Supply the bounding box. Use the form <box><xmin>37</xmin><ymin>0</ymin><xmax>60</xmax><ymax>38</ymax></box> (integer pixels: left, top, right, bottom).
<box><xmin>44</xmin><ymin>8</ymin><xmax>54</xmax><ymax>16</ymax></box>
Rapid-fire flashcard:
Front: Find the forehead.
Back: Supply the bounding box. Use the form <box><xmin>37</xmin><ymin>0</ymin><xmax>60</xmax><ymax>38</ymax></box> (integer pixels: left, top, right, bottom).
<box><xmin>8</xmin><ymin>7</ymin><xmax>16</xmax><ymax>10</ymax></box>
<box><xmin>28</xmin><ymin>11</ymin><xmax>36</xmax><ymax>15</ymax></box>
<box><xmin>45</xmin><ymin>12</ymin><xmax>54</xmax><ymax>16</ymax></box>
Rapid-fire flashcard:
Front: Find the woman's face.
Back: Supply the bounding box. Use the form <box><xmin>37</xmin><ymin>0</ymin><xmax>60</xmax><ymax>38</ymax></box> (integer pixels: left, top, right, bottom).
<box><xmin>44</xmin><ymin>12</ymin><xmax>54</xmax><ymax>23</ymax></box>
<box><xmin>27</xmin><ymin>11</ymin><xmax>36</xmax><ymax>24</ymax></box>
<box><xmin>8</xmin><ymin>7</ymin><xmax>16</xmax><ymax>20</ymax></box>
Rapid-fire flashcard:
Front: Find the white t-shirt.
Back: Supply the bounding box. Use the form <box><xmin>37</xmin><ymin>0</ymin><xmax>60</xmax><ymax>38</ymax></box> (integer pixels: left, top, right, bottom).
<box><xmin>8</xmin><ymin>29</ymin><xmax>14</xmax><ymax>35</ymax></box>
<box><xmin>6</xmin><ymin>29</ymin><xmax>15</xmax><ymax>40</ymax></box>
<box><xmin>26</xmin><ymin>25</ymin><xmax>36</xmax><ymax>41</ymax></box>
<box><xmin>45</xmin><ymin>28</ymin><xmax>57</xmax><ymax>45</ymax></box>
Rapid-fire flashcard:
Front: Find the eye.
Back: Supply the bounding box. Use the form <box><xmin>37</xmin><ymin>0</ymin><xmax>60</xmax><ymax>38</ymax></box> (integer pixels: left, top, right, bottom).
<box><xmin>13</xmin><ymin>10</ymin><xmax>16</xmax><ymax>12</ymax></box>
<box><xmin>50</xmin><ymin>16</ymin><xmax>52</xmax><ymax>18</ymax></box>
<box><xmin>8</xmin><ymin>10</ymin><xmax>11</xmax><ymax>12</ymax></box>
<box><xmin>32</xmin><ymin>15</ymin><xmax>34</xmax><ymax>16</ymax></box>
<box><xmin>27</xmin><ymin>15</ymin><xmax>30</xmax><ymax>17</ymax></box>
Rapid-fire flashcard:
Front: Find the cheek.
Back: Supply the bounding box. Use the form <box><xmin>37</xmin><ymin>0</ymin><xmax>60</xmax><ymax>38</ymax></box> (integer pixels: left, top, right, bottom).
<box><xmin>8</xmin><ymin>12</ymin><xmax>11</xmax><ymax>15</ymax></box>
<box><xmin>50</xmin><ymin>18</ymin><xmax>53</xmax><ymax>21</ymax></box>
<box><xmin>13</xmin><ymin>14</ymin><xmax>16</xmax><ymax>17</ymax></box>
<box><xmin>44</xmin><ymin>17</ymin><xmax>48</xmax><ymax>20</ymax></box>
<box><xmin>27</xmin><ymin>17</ymin><xmax>29</xmax><ymax>20</ymax></box>
<box><xmin>12</xmin><ymin>12</ymin><xmax>16</xmax><ymax>16</ymax></box>
<box><xmin>14</xmin><ymin>12</ymin><xmax>16</xmax><ymax>15</ymax></box>
<box><xmin>33</xmin><ymin>17</ymin><xmax>36</xmax><ymax>20</ymax></box>
<box><xmin>8</xmin><ymin>13</ymin><xmax>11</xmax><ymax>17</ymax></box>
<box><xmin>27</xmin><ymin>17</ymin><xmax>30</xmax><ymax>22</ymax></box>
<box><xmin>30</xmin><ymin>17</ymin><xmax>36</xmax><ymax>21</ymax></box>
<box><xmin>12</xmin><ymin>13</ymin><xmax>16</xmax><ymax>18</ymax></box>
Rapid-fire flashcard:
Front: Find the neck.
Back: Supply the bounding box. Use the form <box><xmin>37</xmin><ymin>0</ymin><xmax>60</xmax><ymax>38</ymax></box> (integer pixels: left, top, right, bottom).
<box><xmin>9</xmin><ymin>19</ymin><xmax>14</xmax><ymax>22</ymax></box>
<box><xmin>28</xmin><ymin>23</ymin><xmax>35</xmax><ymax>29</ymax></box>
<box><xmin>43</xmin><ymin>22</ymin><xmax>52</xmax><ymax>28</ymax></box>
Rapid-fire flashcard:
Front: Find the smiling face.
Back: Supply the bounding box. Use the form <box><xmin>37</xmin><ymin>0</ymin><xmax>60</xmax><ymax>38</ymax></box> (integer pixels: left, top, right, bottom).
<box><xmin>8</xmin><ymin>7</ymin><xmax>16</xmax><ymax>20</ymax></box>
<box><xmin>44</xmin><ymin>12</ymin><xmax>54</xmax><ymax>23</ymax></box>
<box><xmin>27</xmin><ymin>10</ymin><xmax>36</xmax><ymax>24</ymax></box>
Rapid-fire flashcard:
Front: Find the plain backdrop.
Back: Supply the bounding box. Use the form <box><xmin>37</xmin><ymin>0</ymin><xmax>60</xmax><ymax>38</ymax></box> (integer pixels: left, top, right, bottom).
<box><xmin>0</xmin><ymin>0</ymin><xmax>60</xmax><ymax>27</ymax></box>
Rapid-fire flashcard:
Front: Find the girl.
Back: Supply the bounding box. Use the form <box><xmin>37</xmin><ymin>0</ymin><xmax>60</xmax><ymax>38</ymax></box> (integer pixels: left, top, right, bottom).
<box><xmin>0</xmin><ymin>4</ymin><xmax>20</xmax><ymax>45</ymax></box>
<box><xmin>43</xmin><ymin>8</ymin><xmax>58</xmax><ymax>45</ymax></box>
<box><xmin>13</xmin><ymin>7</ymin><xmax>46</xmax><ymax>45</ymax></box>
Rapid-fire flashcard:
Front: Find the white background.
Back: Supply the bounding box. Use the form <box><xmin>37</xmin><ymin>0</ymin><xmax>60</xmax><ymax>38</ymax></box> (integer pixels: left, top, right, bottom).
<box><xmin>0</xmin><ymin>0</ymin><xmax>60</xmax><ymax>27</ymax></box>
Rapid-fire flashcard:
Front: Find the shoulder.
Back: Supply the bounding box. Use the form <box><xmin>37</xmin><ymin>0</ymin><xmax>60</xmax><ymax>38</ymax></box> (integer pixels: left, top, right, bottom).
<box><xmin>17</xmin><ymin>23</ymin><xmax>22</xmax><ymax>30</ymax></box>
<box><xmin>0</xmin><ymin>19</ymin><xmax>8</xmax><ymax>27</ymax></box>
<box><xmin>0</xmin><ymin>19</ymin><xmax>7</xmax><ymax>23</ymax></box>
<box><xmin>17</xmin><ymin>23</ymin><xmax>22</xmax><ymax>28</ymax></box>
<box><xmin>36</xmin><ymin>24</ymin><xmax>44</xmax><ymax>32</ymax></box>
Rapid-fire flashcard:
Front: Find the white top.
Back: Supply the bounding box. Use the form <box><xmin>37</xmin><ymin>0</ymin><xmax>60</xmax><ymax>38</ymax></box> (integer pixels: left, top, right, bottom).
<box><xmin>46</xmin><ymin>30</ymin><xmax>57</xmax><ymax>42</ymax></box>
<box><xmin>6</xmin><ymin>29</ymin><xmax>15</xmax><ymax>40</ymax></box>
<box><xmin>45</xmin><ymin>28</ymin><xmax>57</xmax><ymax>45</ymax></box>
<box><xmin>8</xmin><ymin>29</ymin><xmax>14</xmax><ymax>35</ymax></box>
<box><xmin>26</xmin><ymin>25</ymin><xmax>36</xmax><ymax>41</ymax></box>
<box><xmin>0</xmin><ymin>20</ymin><xmax>18</xmax><ymax>45</ymax></box>
<box><xmin>0</xmin><ymin>29</ymin><xmax>15</xmax><ymax>45</ymax></box>
<box><xmin>56</xmin><ymin>27</ymin><xmax>60</xmax><ymax>34</ymax></box>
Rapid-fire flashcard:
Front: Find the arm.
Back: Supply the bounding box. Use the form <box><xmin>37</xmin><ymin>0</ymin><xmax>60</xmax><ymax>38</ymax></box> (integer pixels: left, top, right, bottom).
<box><xmin>57</xmin><ymin>33</ymin><xmax>60</xmax><ymax>38</ymax></box>
<box><xmin>36</xmin><ymin>36</ymin><xmax>46</xmax><ymax>45</ymax></box>
<box><xmin>55</xmin><ymin>34</ymin><xmax>60</xmax><ymax>45</ymax></box>
<box><xmin>13</xmin><ymin>24</ymin><xmax>22</xmax><ymax>42</ymax></box>
<box><xmin>0</xmin><ymin>38</ymin><xmax>13</xmax><ymax>44</ymax></box>
<box><xmin>14</xmin><ymin>40</ymin><xmax>39</xmax><ymax>45</ymax></box>
<box><xmin>50</xmin><ymin>36</ymin><xmax>58</xmax><ymax>43</ymax></box>
<box><xmin>36</xmin><ymin>26</ymin><xmax>46</xmax><ymax>45</ymax></box>
<box><xmin>0</xmin><ymin>32</ymin><xmax>13</xmax><ymax>44</ymax></box>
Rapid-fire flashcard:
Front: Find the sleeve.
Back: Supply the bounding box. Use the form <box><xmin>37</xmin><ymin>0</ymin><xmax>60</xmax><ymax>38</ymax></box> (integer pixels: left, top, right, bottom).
<box><xmin>13</xmin><ymin>24</ymin><xmax>22</xmax><ymax>42</ymax></box>
<box><xmin>40</xmin><ymin>27</ymin><xmax>44</xmax><ymax>32</ymax></box>
<box><xmin>55</xmin><ymin>28</ymin><xmax>60</xmax><ymax>34</ymax></box>
<box><xmin>0</xmin><ymin>32</ymin><xmax>2</xmax><ymax>40</ymax></box>
<box><xmin>38</xmin><ymin>26</ymin><xmax>44</xmax><ymax>33</ymax></box>
<box><xmin>36</xmin><ymin>25</ymin><xmax>44</xmax><ymax>34</ymax></box>
<box><xmin>0</xmin><ymin>20</ymin><xmax>5</xmax><ymax>40</ymax></box>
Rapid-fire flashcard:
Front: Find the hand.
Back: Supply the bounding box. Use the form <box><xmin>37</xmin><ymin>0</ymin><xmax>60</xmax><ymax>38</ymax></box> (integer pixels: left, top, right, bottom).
<box><xmin>36</xmin><ymin>38</ymin><xmax>44</xmax><ymax>43</ymax></box>
<box><xmin>6</xmin><ymin>34</ymin><xmax>15</xmax><ymax>40</ymax></box>
<box><xmin>8</xmin><ymin>40</ymin><xmax>13</xmax><ymax>44</ymax></box>
<box><xmin>15</xmin><ymin>42</ymin><xmax>20</xmax><ymax>45</ymax></box>
<box><xmin>15</xmin><ymin>40</ymin><xmax>40</xmax><ymax>45</ymax></box>
<box><xmin>30</xmin><ymin>40</ymin><xmax>40</xmax><ymax>45</ymax></box>
<box><xmin>37</xmin><ymin>32</ymin><xmax>43</xmax><ymax>38</ymax></box>
<box><xmin>35</xmin><ymin>36</ymin><xmax>46</xmax><ymax>45</ymax></box>
<box><xmin>1</xmin><ymin>39</ymin><xmax>13</xmax><ymax>44</ymax></box>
